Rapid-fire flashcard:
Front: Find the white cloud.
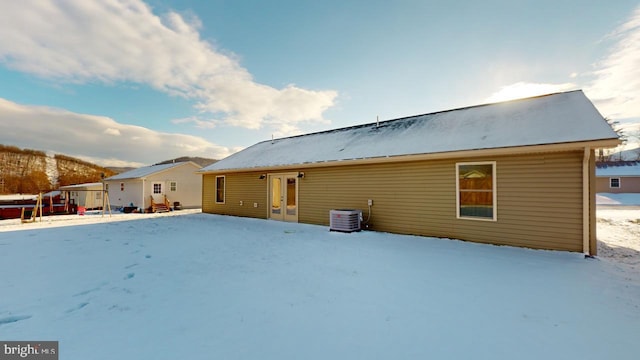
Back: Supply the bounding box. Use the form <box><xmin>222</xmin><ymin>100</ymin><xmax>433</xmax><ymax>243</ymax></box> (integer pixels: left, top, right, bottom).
<box><xmin>0</xmin><ymin>0</ymin><xmax>337</xmax><ymax>132</ymax></box>
<box><xmin>171</xmin><ymin>116</ymin><xmax>217</xmax><ymax>129</ymax></box>
<box><xmin>485</xmin><ymin>82</ymin><xmax>577</xmax><ymax>103</ymax></box>
<box><xmin>0</xmin><ymin>98</ymin><xmax>233</xmax><ymax>167</ymax></box>
<box><xmin>585</xmin><ymin>6</ymin><xmax>640</xmax><ymax>120</ymax></box>
<box><xmin>104</xmin><ymin>128</ymin><xmax>121</xmax><ymax>136</ymax></box>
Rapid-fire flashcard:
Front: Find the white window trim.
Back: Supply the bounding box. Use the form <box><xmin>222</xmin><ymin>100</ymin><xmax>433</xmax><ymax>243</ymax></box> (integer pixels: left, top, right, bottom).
<box><xmin>609</xmin><ymin>177</ymin><xmax>621</xmax><ymax>189</ymax></box>
<box><xmin>456</xmin><ymin>161</ymin><xmax>497</xmax><ymax>222</ymax></box>
<box><xmin>215</xmin><ymin>175</ymin><xmax>226</xmax><ymax>204</ymax></box>
<box><xmin>169</xmin><ymin>181</ymin><xmax>177</xmax><ymax>192</ymax></box>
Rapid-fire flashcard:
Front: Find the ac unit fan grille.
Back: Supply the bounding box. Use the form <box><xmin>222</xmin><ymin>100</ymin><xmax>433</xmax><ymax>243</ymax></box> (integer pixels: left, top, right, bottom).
<box><xmin>329</xmin><ymin>209</ymin><xmax>362</xmax><ymax>232</ymax></box>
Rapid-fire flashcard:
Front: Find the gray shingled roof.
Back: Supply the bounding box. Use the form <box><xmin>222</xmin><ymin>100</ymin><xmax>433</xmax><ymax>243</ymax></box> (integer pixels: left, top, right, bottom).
<box><xmin>202</xmin><ymin>90</ymin><xmax>619</xmax><ymax>172</ymax></box>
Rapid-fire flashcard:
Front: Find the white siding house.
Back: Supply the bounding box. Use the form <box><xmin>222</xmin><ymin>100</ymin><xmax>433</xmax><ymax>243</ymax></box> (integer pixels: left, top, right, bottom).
<box><xmin>104</xmin><ymin>161</ymin><xmax>202</xmax><ymax>211</ymax></box>
<box><xmin>59</xmin><ymin>182</ymin><xmax>104</xmax><ymax>209</ymax></box>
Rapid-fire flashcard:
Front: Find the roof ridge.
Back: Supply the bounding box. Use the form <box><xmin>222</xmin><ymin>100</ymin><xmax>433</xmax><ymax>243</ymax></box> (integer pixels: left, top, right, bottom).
<box><xmin>264</xmin><ymin>90</ymin><xmax>583</xmax><ymax>144</ymax></box>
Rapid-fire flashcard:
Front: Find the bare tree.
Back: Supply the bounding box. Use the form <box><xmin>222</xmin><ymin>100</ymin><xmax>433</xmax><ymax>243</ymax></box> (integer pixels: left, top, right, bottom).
<box><xmin>598</xmin><ymin>117</ymin><xmax>627</xmax><ymax>162</ymax></box>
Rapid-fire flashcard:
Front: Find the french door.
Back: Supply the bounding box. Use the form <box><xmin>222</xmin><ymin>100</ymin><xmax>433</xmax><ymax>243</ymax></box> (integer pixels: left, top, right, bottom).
<box><xmin>268</xmin><ymin>173</ymin><xmax>298</xmax><ymax>222</ymax></box>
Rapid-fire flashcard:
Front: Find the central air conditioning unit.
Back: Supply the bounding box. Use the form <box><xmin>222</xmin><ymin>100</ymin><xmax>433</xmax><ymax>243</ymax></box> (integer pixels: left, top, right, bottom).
<box><xmin>329</xmin><ymin>209</ymin><xmax>362</xmax><ymax>232</ymax></box>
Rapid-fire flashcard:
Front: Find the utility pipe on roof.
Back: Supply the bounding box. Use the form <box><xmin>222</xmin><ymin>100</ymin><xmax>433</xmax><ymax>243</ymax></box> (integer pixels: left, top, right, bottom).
<box><xmin>582</xmin><ymin>147</ymin><xmax>591</xmax><ymax>256</ymax></box>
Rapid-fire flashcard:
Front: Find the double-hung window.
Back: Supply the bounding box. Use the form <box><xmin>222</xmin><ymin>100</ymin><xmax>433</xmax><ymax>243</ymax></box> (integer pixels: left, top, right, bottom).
<box><xmin>609</xmin><ymin>178</ymin><xmax>620</xmax><ymax>188</ymax></box>
<box><xmin>456</xmin><ymin>162</ymin><xmax>497</xmax><ymax>221</ymax></box>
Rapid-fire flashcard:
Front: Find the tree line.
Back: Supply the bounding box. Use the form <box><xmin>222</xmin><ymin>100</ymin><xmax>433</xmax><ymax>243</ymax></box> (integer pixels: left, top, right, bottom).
<box><xmin>0</xmin><ymin>145</ymin><xmax>115</xmax><ymax>195</ymax></box>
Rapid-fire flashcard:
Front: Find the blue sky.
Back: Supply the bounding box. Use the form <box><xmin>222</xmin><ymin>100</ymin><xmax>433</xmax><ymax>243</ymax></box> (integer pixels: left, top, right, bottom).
<box><xmin>0</xmin><ymin>0</ymin><xmax>639</xmax><ymax>167</ymax></box>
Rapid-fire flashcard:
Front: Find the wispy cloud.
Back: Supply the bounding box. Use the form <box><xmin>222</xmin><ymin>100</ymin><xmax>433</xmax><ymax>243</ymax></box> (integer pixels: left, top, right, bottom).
<box><xmin>0</xmin><ymin>0</ymin><xmax>337</xmax><ymax>133</ymax></box>
<box><xmin>585</xmin><ymin>6</ymin><xmax>640</xmax><ymax>120</ymax></box>
<box><xmin>0</xmin><ymin>98</ymin><xmax>232</xmax><ymax>167</ymax></box>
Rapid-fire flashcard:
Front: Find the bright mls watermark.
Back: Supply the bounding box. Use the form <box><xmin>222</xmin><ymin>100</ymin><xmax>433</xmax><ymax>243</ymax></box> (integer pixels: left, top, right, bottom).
<box><xmin>1</xmin><ymin>342</ymin><xmax>58</xmax><ymax>359</ymax></box>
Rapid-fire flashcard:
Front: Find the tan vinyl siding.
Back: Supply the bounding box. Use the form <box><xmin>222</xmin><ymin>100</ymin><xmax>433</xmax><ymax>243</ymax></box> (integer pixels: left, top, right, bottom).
<box><xmin>299</xmin><ymin>159</ymin><xmax>455</xmax><ymax>236</ymax></box>
<box><xmin>203</xmin><ymin>150</ymin><xmax>586</xmax><ymax>252</ymax></box>
<box><xmin>203</xmin><ymin>172</ymin><xmax>268</xmax><ymax>219</ymax></box>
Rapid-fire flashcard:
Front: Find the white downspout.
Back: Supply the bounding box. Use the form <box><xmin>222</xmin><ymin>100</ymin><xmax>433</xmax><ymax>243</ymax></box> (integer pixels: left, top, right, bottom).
<box><xmin>582</xmin><ymin>147</ymin><xmax>591</xmax><ymax>256</ymax></box>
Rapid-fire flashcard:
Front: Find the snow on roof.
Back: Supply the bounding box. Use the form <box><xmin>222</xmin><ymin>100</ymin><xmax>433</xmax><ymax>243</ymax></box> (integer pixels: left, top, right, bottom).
<box><xmin>596</xmin><ymin>162</ymin><xmax>640</xmax><ymax>177</ymax></box>
<box><xmin>202</xmin><ymin>90</ymin><xmax>619</xmax><ymax>172</ymax></box>
<box><xmin>105</xmin><ymin>162</ymin><xmax>193</xmax><ymax>181</ymax></box>
<box><xmin>59</xmin><ymin>182</ymin><xmax>103</xmax><ymax>189</ymax></box>
<box><xmin>0</xmin><ymin>194</ymin><xmax>38</xmax><ymax>201</ymax></box>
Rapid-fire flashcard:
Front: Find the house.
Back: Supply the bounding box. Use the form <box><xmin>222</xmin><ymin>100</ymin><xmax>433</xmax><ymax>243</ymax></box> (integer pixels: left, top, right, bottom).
<box><xmin>596</xmin><ymin>161</ymin><xmax>640</xmax><ymax>193</ymax></box>
<box><xmin>104</xmin><ymin>161</ymin><xmax>202</xmax><ymax>212</ymax></box>
<box><xmin>59</xmin><ymin>182</ymin><xmax>104</xmax><ymax>210</ymax></box>
<box><xmin>199</xmin><ymin>90</ymin><xmax>619</xmax><ymax>255</ymax></box>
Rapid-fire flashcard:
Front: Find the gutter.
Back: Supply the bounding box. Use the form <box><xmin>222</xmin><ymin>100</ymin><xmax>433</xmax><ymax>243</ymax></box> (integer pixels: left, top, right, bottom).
<box><xmin>199</xmin><ymin>139</ymin><xmax>620</xmax><ymax>175</ymax></box>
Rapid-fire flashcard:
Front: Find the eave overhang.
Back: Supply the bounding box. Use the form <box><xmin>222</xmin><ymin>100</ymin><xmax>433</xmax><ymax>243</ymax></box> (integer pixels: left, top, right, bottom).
<box><xmin>198</xmin><ymin>138</ymin><xmax>621</xmax><ymax>175</ymax></box>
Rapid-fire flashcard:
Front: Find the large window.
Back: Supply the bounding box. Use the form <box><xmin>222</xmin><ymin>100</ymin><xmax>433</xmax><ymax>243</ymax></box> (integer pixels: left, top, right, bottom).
<box><xmin>215</xmin><ymin>176</ymin><xmax>225</xmax><ymax>204</ymax></box>
<box><xmin>610</xmin><ymin>178</ymin><xmax>620</xmax><ymax>188</ymax></box>
<box><xmin>456</xmin><ymin>162</ymin><xmax>496</xmax><ymax>221</ymax></box>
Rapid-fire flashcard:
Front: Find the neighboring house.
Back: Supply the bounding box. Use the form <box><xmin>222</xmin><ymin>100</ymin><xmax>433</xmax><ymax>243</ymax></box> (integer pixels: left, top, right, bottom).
<box><xmin>104</xmin><ymin>161</ymin><xmax>202</xmax><ymax>211</ymax></box>
<box><xmin>199</xmin><ymin>90</ymin><xmax>619</xmax><ymax>255</ymax></box>
<box><xmin>596</xmin><ymin>161</ymin><xmax>640</xmax><ymax>193</ymax></box>
<box><xmin>59</xmin><ymin>182</ymin><xmax>104</xmax><ymax>209</ymax></box>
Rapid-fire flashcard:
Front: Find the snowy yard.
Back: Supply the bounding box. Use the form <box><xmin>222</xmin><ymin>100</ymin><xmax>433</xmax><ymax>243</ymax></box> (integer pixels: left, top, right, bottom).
<box><xmin>1</xmin><ymin>206</ymin><xmax>639</xmax><ymax>359</ymax></box>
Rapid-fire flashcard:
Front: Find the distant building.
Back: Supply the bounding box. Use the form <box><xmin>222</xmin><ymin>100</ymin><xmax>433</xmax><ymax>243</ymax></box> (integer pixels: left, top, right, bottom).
<box><xmin>104</xmin><ymin>161</ymin><xmax>202</xmax><ymax>211</ymax></box>
<box><xmin>199</xmin><ymin>90</ymin><xmax>619</xmax><ymax>255</ymax></box>
<box><xmin>59</xmin><ymin>182</ymin><xmax>104</xmax><ymax>209</ymax></box>
<box><xmin>596</xmin><ymin>161</ymin><xmax>640</xmax><ymax>193</ymax></box>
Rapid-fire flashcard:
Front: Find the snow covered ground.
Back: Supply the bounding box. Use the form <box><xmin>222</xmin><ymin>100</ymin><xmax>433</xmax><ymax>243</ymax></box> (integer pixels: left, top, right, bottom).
<box><xmin>596</xmin><ymin>193</ymin><xmax>640</xmax><ymax>206</ymax></box>
<box><xmin>0</xmin><ymin>207</ymin><xmax>639</xmax><ymax>359</ymax></box>
<box><xmin>596</xmin><ymin>193</ymin><xmax>640</xmax><ymax>274</ymax></box>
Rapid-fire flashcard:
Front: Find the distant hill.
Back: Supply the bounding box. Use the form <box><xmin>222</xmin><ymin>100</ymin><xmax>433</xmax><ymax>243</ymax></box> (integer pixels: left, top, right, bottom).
<box><xmin>105</xmin><ymin>166</ymin><xmax>135</xmax><ymax>174</ymax></box>
<box><xmin>0</xmin><ymin>144</ymin><xmax>116</xmax><ymax>194</ymax></box>
<box><xmin>155</xmin><ymin>156</ymin><xmax>217</xmax><ymax>168</ymax></box>
<box><xmin>0</xmin><ymin>145</ymin><xmax>220</xmax><ymax>195</ymax></box>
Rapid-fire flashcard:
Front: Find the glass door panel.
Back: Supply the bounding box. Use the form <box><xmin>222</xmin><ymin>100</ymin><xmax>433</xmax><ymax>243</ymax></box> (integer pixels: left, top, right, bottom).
<box><xmin>268</xmin><ymin>173</ymin><xmax>298</xmax><ymax>222</ymax></box>
<box><xmin>286</xmin><ymin>177</ymin><xmax>296</xmax><ymax>217</ymax></box>
<box><xmin>271</xmin><ymin>177</ymin><xmax>282</xmax><ymax>217</ymax></box>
